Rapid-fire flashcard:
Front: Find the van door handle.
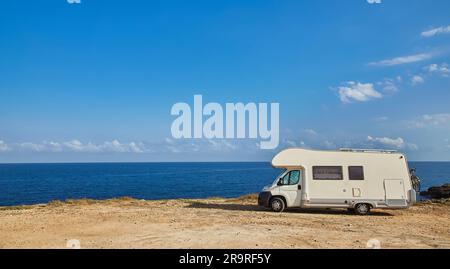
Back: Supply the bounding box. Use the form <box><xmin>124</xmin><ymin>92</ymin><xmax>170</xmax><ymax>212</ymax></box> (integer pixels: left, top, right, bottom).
<box><xmin>298</xmin><ymin>185</ymin><xmax>302</xmax><ymax>190</ymax></box>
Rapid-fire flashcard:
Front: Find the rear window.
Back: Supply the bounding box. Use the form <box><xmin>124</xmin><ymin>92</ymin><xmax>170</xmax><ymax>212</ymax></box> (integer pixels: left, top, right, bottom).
<box><xmin>349</xmin><ymin>166</ymin><xmax>364</xmax><ymax>180</ymax></box>
<box><xmin>313</xmin><ymin>166</ymin><xmax>343</xmax><ymax>180</ymax></box>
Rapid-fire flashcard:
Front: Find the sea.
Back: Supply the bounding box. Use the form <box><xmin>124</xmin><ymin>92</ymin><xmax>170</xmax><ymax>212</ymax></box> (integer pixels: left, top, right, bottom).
<box><xmin>0</xmin><ymin>162</ymin><xmax>449</xmax><ymax>206</ymax></box>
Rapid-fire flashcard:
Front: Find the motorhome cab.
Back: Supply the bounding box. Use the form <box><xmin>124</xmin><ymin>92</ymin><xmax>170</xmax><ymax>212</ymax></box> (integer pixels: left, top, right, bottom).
<box><xmin>258</xmin><ymin>148</ymin><xmax>420</xmax><ymax>215</ymax></box>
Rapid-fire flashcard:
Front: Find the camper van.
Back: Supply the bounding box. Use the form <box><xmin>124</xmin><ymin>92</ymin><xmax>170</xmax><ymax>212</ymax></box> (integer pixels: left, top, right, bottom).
<box><xmin>258</xmin><ymin>148</ymin><xmax>420</xmax><ymax>215</ymax></box>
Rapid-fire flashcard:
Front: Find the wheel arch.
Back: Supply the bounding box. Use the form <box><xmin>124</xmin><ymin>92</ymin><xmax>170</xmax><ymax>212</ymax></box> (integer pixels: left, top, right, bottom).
<box><xmin>270</xmin><ymin>195</ymin><xmax>288</xmax><ymax>206</ymax></box>
<box><xmin>352</xmin><ymin>201</ymin><xmax>376</xmax><ymax>209</ymax></box>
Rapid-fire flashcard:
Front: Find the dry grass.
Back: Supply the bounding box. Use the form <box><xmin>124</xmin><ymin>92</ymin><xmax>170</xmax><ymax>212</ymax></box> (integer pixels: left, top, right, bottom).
<box><xmin>64</xmin><ymin>198</ymin><xmax>98</xmax><ymax>205</ymax></box>
<box><xmin>105</xmin><ymin>196</ymin><xmax>136</xmax><ymax>202</ymax></box>
<box><xmin>229</xmin><ymin>193</ymin><xmax>258</xmax><ymax>202</ymax></box>
<box><xmin>47</xmin><ymin>197</ymin><xmax>140</xmax><ymax>207</ymax></box>
<box><xmin>0</xmin><ymin>205</ymin><xmax>33</xmax><ymax>211</ymax></box>
<box><xmin>47</xmin><ymin>200</ymin><xmax>65</xmax><ymax>207</ymax></box>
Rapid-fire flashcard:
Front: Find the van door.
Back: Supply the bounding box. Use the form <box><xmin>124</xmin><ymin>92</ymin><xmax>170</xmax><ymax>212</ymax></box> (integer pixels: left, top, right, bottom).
<box><xmin>384</xmin><ymin>179</ymin><xmax>407</xmax><ymax>207</ymax></box>
<box><xmin>279</xmin><ymin>170</ymin><xmax>302</xmax><ymax>207</ymax></box>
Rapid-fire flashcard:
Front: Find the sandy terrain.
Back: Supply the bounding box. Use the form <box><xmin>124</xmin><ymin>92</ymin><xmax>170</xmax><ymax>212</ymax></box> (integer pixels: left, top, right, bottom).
<box><xmin>0</xmin><ymin>195</ymin><xmax>449</xmax><ymax>249</ymax></box>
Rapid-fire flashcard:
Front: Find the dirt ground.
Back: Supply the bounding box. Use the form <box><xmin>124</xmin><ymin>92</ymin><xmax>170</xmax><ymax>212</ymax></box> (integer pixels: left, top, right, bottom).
<box><xmin>0</xmin><ymin>195</ymin><xmax>449</xmax><ymax>249</ymax></box>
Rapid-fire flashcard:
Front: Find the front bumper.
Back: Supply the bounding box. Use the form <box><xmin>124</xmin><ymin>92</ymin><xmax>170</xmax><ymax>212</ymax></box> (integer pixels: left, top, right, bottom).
<box><xmin>258</xmin><ymin>191</ymin><xmax>272</xmax><ymax>207</ymax></box>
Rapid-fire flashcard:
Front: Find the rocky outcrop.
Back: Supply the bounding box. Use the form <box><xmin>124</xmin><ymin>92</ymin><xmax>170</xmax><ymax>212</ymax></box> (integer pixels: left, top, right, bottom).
<box><xmin>421</xmin><ymin>184</ymin><xmax>450</xmax><ymax>199</ymax></box>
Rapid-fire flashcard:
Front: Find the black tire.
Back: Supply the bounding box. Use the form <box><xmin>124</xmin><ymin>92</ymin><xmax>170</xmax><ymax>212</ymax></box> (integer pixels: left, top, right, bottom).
<box><xmin>270</xmin><ymin>197</ymin><xmax>286</xmax><ymax>213</ymax></box>
<box><xmin>354</xmin><ymin>203</ymin><xmax>371</xmax><ymax>215</ymax></box>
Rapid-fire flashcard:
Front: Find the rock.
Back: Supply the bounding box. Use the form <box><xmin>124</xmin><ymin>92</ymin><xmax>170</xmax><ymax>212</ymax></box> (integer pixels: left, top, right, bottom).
<box><xmin>420</xmin><ymin>184</ymin><xmax>450</xmax><ymax>199</ymax></box>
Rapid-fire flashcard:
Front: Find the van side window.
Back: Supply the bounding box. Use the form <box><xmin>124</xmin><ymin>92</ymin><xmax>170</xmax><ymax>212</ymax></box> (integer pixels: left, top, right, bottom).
<box><xmin>289</xmin><ymin>170</ymin><xmax>300</xmax><ymax>185</ymax></box>
<box><xmin>313</xmin><ymin>166</ymin><xmax>343</xmax><ymax>180</ymax></box>
<box><xmin>349</xmin><ymin>166</ymin><xmax>364</xmax><ymax>180</ymax></box>
<box><xmin>281</xmin><ymin>170</ymin><xmax>301</xmax><ymax>185</ymax></box>
<box><xmin>281</xmin><ymin>172</ymin><xmax>290</xmax><ymax>185</ymax></box>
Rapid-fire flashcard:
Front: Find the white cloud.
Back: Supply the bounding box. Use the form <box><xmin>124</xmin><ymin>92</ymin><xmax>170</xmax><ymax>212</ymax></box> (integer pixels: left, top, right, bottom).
<box><xmin>406</xmin><ymin>143</ymin><xmax>419</xmax><ymax>151</ymax></box>
<box><xmin>367</xmin><ymin>136</ymin><xmax>418</xmax><ymax>150</ymax></box>
<box><xmin>45</xmin><ymin>141</ymin><xmax>64</xmax><ymax>152</ymax></box>
<box><xmin>407</xmin><ymin>114</ymin><xmax>450</xmax><ymax>128</ymax></box>
<box><xmin>2</xmin><ymin>139</ymin><xmax>147</xmax><ymax>153</ymax></box>
<box><xmin>367</xmin><ymin>136</ymin><xmax>404</xmax><ymax>148</ymax></box>
<box><xmin>369</xmin><ymin>53</ymin><xmax>434</xmax><ymax>66</ymax></box>
<box><xmin>207</xmin><ymin>139</ymin><xmax>237</xmax><ymax>151</ymax></box>
<box><xmin>421</xmin><ymin>25</ymin><xmax>450</xmax><ymax>38</ymax></box>
<box><xmin>102</xmin><ymin>140</ymin><xmax>145</xmax><ymax>153</ymax></box>
<box><xmin>338</xmin><ymin>82</ymin><xmax>383</xmax><ymax>103</ymax></box>
<box><xmin>411</xmin><ymin>75</ymin><xmax>425</xmax><ymax>85</ymax></box>
<box><xmin>163</xmin><ymin>138</ymin><xmax>260</xmax><ymax>153</ymax></box>
<box><xmin>67</xmin><ymin>0</ymin><xmax>81</xmax><ymax>4</ymax></box>
<box><xmin>374</xmin><ymin>116</ymin><xmax>389</xmax><ymax>122</ymax></box>
<box><xmin>367</xmin><ymin>0</ymin><xmax>382</xmax><ymax>4</ymax></box>
<box><xmin>18</xmin><ymin>142</ymin><xmax>47</xmax><ymax>152</ymax></box>
<box><xmin>0</xmin><ymin>140</ymin><xmax>10</xmax><ymax>152</ymax></box>
<box><xmin>425</xmin><ymin>63</ymin><xmax>450</xmax><ymax>77</ymax></box>
<box><xmin>283</xmin><ymin>139</ymin><xmax>307</xmax><ymax>148</ymax></box>
<box><xmin>14</xmin><ymin>141</ymin><xmax>63</xmax><ymax>152</ymax></box>
<box><xmin>63</xmin><ymin>140</ymin><xmax>101</xmax><ymax>153</ymax></box>
<box><xmin>378</xmin><ymin>78</ymin><xmax>400</xmax><ymax>93</ymax></box>
<box><xmin>279</xmin><ymin>133</ymin><xmax>420</xmax><ymax>153</ymax></box>
<box><xmin>303</xmin><ymin>129</ymin><xmax>318</xmax><ymax>136</ymax></box>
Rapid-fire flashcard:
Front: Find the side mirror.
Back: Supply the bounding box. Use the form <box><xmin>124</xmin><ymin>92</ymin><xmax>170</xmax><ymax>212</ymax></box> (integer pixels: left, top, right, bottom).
<box><xmin>277</xmin><ymin>180</ymin><xmax>283</xmax><ymax>186</ymax></box>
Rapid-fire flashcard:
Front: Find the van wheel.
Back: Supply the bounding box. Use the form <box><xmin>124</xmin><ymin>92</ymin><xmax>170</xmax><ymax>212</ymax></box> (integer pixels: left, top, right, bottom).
<box><xmin>270</xmin><ymin>197</ymin><xmax>285</xmax><ymax>213</ymax></box>
<box><xmin>354</xmin><ymin>203</ymin><xmax>371</xmax><ymax>215</ymax></box>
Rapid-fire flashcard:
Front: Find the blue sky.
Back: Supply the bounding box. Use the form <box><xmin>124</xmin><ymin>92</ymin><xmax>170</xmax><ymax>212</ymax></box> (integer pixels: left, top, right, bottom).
<box><xmin>1</xmin><ymin>0</ymin><xmax>450</xmax><ymax>162</ymax></box>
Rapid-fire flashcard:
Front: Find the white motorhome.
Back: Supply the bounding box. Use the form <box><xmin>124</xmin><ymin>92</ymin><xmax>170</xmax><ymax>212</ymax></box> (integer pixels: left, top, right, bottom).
<box><xmin>258</xmin><ymin>148</ymin><xmax>420</xmax><ymax>215</ymax></box>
